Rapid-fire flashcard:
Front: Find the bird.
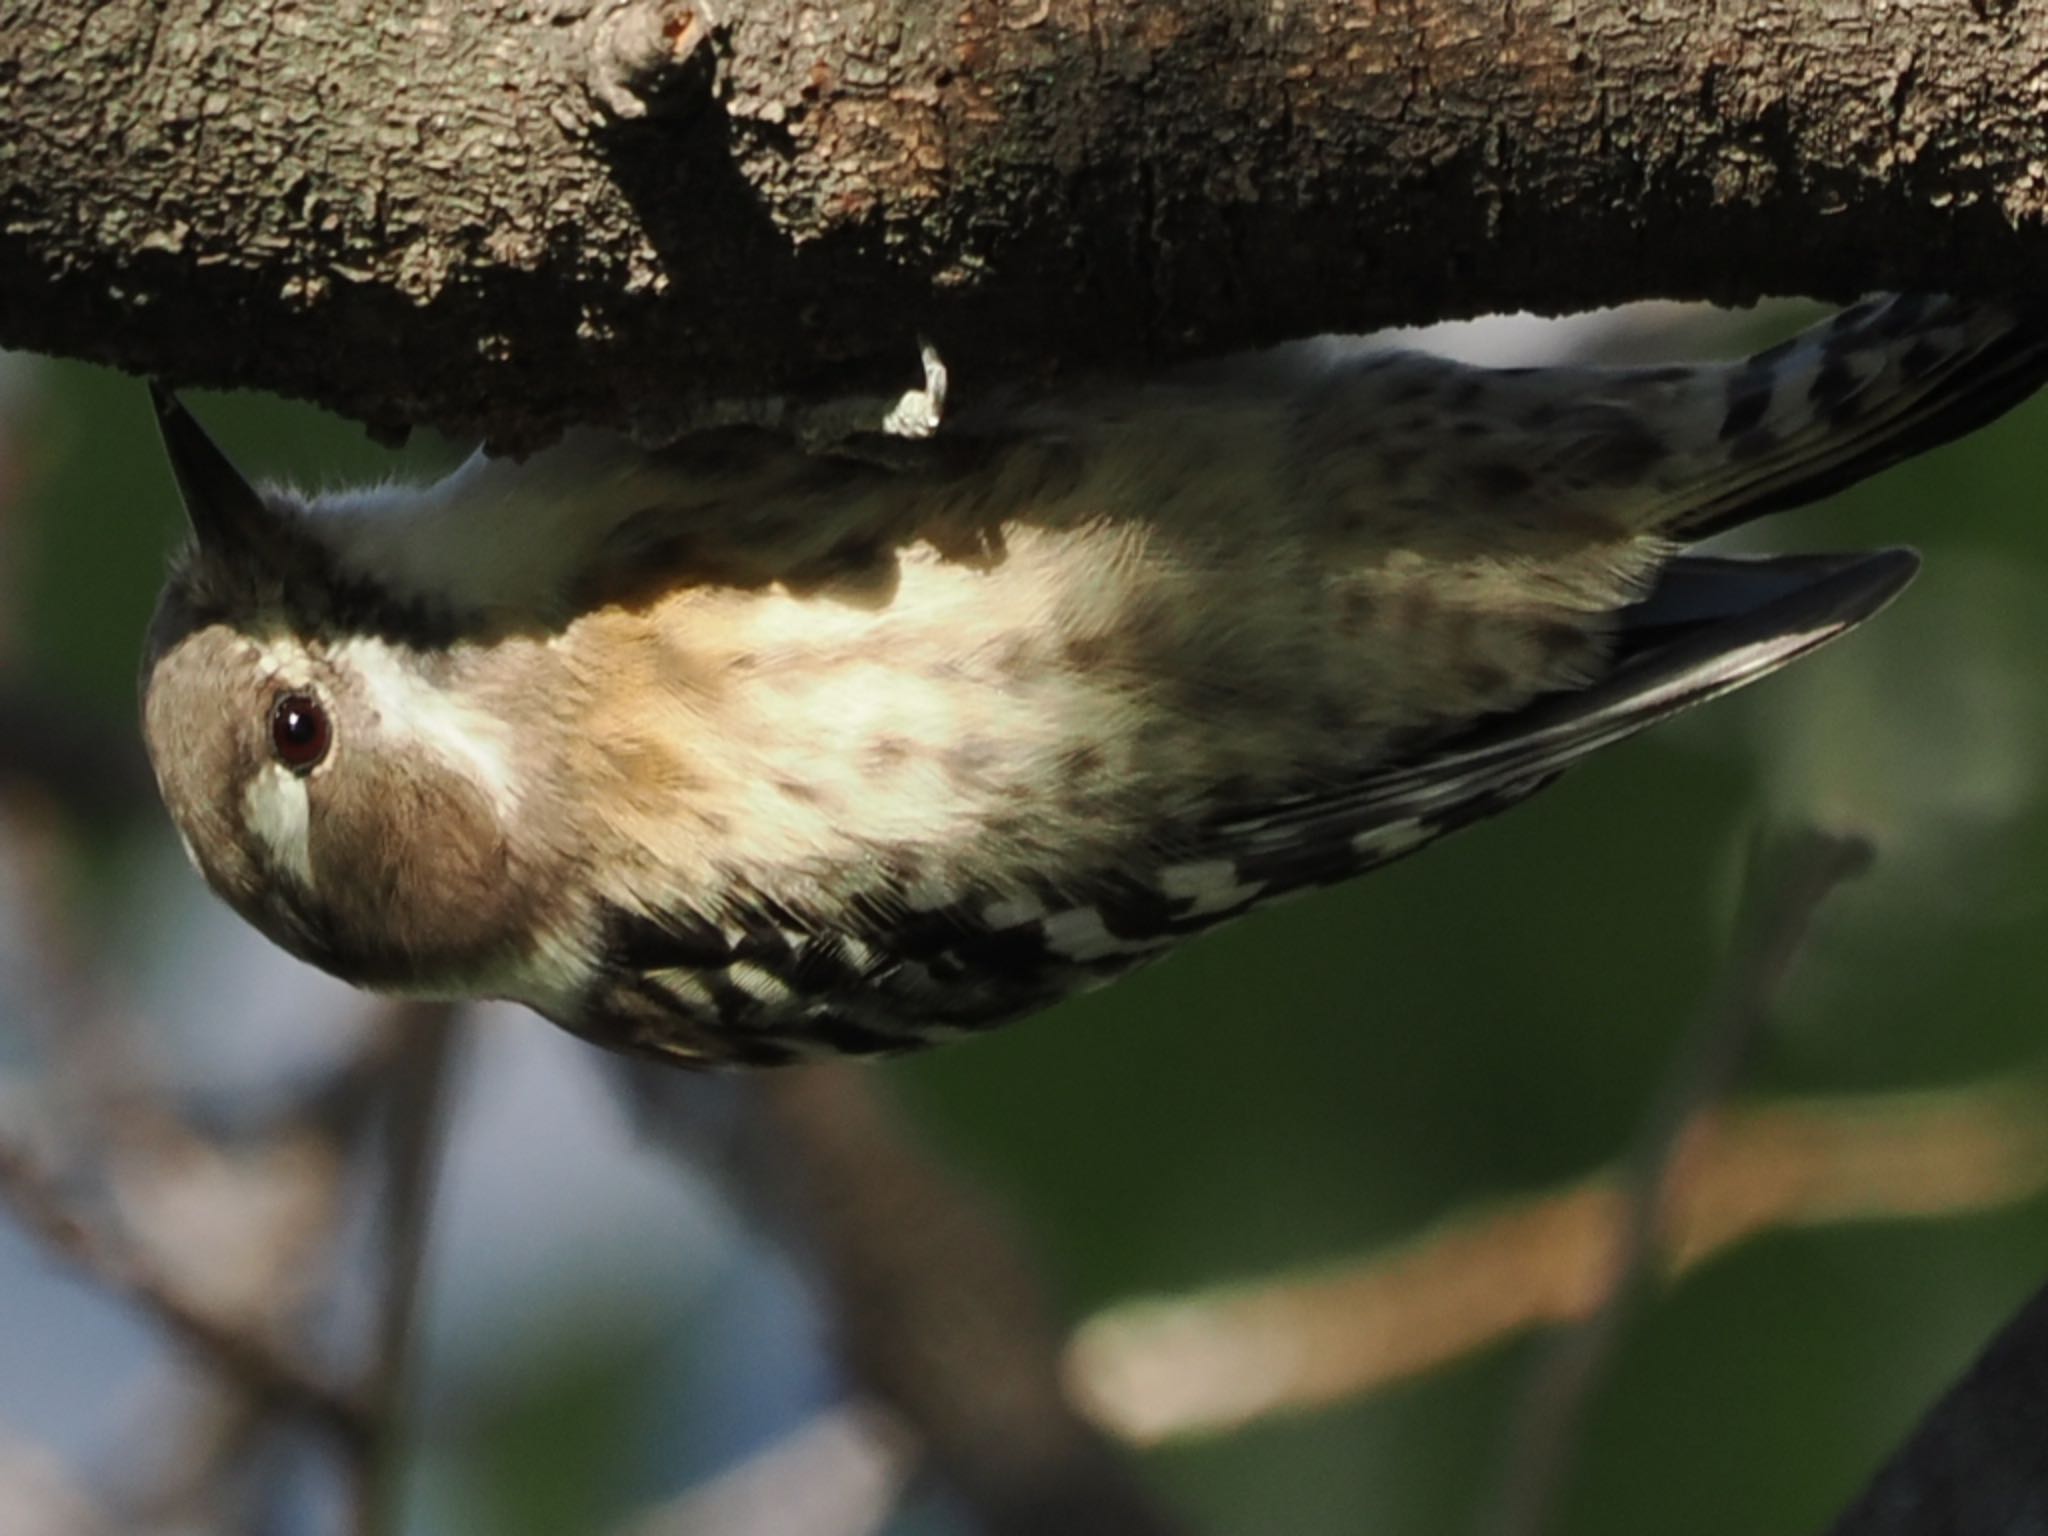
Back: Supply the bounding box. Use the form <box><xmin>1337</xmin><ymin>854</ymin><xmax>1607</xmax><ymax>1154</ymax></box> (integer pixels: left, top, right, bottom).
<box><xmin>138</xmin><ymin>293</ymin><xmax>2048</xmax><ymax>1067</ymax></box>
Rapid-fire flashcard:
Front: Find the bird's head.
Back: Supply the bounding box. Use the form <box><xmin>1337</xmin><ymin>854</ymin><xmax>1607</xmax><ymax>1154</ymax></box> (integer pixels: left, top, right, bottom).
<box><xmin>138</xmin><ymin>389</ymin><xmax>536</xmax><ymax>992</ymax></box>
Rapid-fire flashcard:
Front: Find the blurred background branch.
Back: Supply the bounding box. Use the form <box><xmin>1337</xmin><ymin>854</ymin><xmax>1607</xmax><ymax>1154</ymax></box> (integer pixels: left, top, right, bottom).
<box><xmin>0</xmin><ymin>684</ymin><xmax>153</xmax><ymax>826</ymax></box>
<box><xmin>744</xmin><ymin>1067</ymin><xmax>1195</xmax><ymax>1536</ymax></box>
<box><xmin>354</xmin><ymin>1003</ymin><xmax>461</xmax><ymax>1536</ymax></box>
<box><xmin>0</xmin><ymin>1124</ymin><xmax>365</xmax><ymax>1447</ymax></box>
<box><xmin>1068</xmin><ymin>1078</ymin><xmax>2048</xmax><ymax>1448</ymax></box>
<box><xmin>1492</xmin><ymin>829</ymin><xmax>1873</xmax><ymax>1536</ymax></box>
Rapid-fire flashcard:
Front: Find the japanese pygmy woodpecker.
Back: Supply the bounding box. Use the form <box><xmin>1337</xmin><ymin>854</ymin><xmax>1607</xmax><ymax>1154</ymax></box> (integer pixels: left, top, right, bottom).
<box><xmin>139</xmin><ymin>295</ymin><xmax>2048</xmax><ymax>1066</ymax></box>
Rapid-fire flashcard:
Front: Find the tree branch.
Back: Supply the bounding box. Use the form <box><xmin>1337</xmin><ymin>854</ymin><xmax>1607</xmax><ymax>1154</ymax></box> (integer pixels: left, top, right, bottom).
<box><xmin>1827</xmin><ymin>1279</ymin><xmax>2048</xmax><ymax>1536</ymax></box>
<box><xmin>0</xmin><ymin>1128</ymin><xmax>370</xmax><ymax>1452</ymax></box>
<box><xmin>353</xmin><ymin>1003</ymin><xmax>461</xmax><ymax>1536</ymax></box>
<box><xmin>1068</xmin><ymin>1075</ymin><xmax>2048</xmax><ymax>1449</ymax></box>
<box><xmin>6</xmin><ymin>2</ymin><xmax>2048</xmax><ymax>444</ymax></box>
<box><xmin>1492</xmin><ymin>829</ymin><xmax>1873</xmax><ymax>1536</ymax></box>
<box><xmin>743</xmin><ymin>1066</ymin><xmax>1192</xmax><ymax>1536</ymax></box>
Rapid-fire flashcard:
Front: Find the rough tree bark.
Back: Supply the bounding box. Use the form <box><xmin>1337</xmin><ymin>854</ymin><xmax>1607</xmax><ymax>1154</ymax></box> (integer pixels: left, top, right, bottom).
<box><xmin>4</xmin><ymin>0</ymin><xmax>2048</xmax><ymax>446</ymax></box>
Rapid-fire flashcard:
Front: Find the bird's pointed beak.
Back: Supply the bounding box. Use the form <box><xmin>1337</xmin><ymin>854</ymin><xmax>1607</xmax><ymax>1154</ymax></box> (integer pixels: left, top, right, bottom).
<box><xmin>149</xmin><ymin>383</ymin><xmax>274</xmax><ymax>558</ymax></box>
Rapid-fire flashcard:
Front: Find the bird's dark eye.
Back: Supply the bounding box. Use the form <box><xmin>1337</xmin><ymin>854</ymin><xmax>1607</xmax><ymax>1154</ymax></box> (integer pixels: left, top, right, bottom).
<box><xmin>270</xmin><ymin>692</ymin><xmax>331</xmax><ymax>773</ymax></box>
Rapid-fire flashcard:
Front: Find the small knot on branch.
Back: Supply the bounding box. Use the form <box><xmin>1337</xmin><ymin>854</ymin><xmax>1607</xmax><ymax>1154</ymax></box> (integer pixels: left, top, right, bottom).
<box><xmin>582</xmin><ymin>0</ymin><xmax>719</xmax><ymax>120</ymax></box>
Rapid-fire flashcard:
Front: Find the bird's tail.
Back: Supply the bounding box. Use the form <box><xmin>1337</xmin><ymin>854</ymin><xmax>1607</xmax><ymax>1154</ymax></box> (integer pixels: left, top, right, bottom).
<box><xmin>1651</xmin><ymin>293</ymin><xmax>2048</xmax><ymax>539</ymax></box>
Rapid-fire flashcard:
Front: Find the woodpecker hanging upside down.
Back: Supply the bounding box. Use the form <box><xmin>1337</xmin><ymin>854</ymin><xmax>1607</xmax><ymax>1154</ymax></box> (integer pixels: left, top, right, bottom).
<box><xmin>139</xmin><ymin>295</ymin><xmax>2048</xmax><ymax>1066</ymax></box>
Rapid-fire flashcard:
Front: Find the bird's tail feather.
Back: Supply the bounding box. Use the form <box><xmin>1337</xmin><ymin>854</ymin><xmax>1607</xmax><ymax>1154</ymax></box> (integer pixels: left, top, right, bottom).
<box><xmin>1662</xmin><ymin>294</ymin><xmax>2048</xmax><ymax>538</ymax></box>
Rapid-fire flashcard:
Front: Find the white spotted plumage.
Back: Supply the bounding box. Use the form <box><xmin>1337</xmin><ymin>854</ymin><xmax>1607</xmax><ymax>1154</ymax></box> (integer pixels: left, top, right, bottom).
<box><xmin>1157</xmin><ymin>859</ymin><xmax>1267</xmax><ymax>918</ymax></box>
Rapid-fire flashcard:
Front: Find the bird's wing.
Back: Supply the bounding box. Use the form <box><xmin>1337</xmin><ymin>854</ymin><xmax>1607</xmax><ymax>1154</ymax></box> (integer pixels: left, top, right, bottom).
<box><xmin>915</xmin><ymin>547</ymin><xmax>1917</xmax><ymax>974</ymax></box>
<box><xmin>1144</xmin><ymin>547</ymin><xmax>1917</xmax><ymax>901</ymax></box>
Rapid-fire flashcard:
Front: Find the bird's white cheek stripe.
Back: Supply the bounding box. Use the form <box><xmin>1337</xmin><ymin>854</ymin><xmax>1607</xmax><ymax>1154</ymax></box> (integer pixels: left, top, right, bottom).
<box><xmin>242</xmin><ymin>767</ymin><xmax>315</xmax><ymax>890</ymax></box>
<box><xmin>334</xmin><ymin>638</ymin><xmax>522</xmax><ymax>818</ymax></box>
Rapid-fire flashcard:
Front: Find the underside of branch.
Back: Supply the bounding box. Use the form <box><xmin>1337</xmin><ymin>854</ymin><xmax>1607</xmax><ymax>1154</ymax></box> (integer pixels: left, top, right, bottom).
<box><xmin>6</xmin><ymin>1</ymin><xmax>2048</xmax><ymax>446</ymax></box>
